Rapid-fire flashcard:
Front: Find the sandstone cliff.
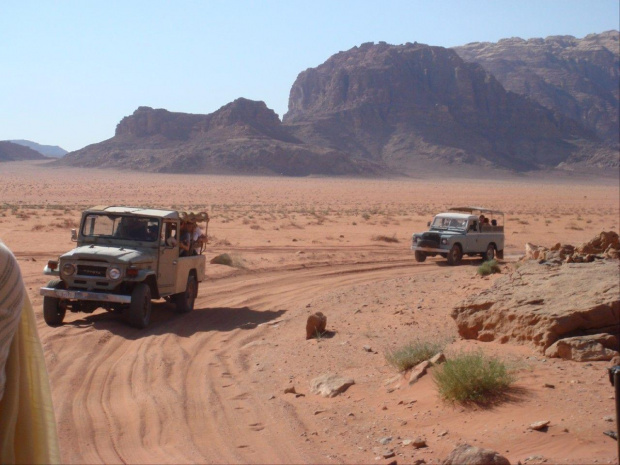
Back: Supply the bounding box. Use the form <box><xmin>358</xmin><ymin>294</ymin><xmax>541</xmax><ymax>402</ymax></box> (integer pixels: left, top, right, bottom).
<box><xmin>284</xmin><ymin>41</ymin><xmax>610</xmax><ymax>171</ymax></box>
<box><xmin>454</xmin><ymin>31</ymin><xmax>619</xmax><ymax>149</ymax></box>
<box><xmin>60</xmin><ymin>99</ymin><xmax>380</xmax><ymax>176</ymax></box>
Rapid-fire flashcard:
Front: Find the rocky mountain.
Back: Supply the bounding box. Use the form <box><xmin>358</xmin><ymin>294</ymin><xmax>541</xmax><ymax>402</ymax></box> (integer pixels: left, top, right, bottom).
<box><xmin>454</xmin><ymin>31</ymin><xmax>619</xmax><ymax>147</ymax></box>
<box><xmin>284</xmin><ymin>41</ymin><xmax>613</xmax><ymax>171</ymax></box>
<box><xmin>59</xmin><ymin>99</ymin><xmax>380</xmax><ymax>176</ymax></box>
<box><xmin>9</xmin><ymin>139</ymin><xmax>68</xmax><ymax>158</ymax></box>
<box><xmin>60</xmin><ymin>33</ymin><xmax>618</xmax><ymax>176</ymax></box>
<box><xmin>0</xmin><ymin>141</ymin><xmax>48</xmax><ymax>162</ymax></box>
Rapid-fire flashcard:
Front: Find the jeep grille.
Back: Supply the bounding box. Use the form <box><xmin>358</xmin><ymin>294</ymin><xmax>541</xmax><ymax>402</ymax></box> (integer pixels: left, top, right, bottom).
<box><xmin>77</xmin><ymin>265</ymin><xmax>107</xmax><ymax>277</ymax></box>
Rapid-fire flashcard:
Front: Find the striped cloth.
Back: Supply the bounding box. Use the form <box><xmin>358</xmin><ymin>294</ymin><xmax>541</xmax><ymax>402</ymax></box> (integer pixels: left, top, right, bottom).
<box><xmin>0</xmin><ymin>241</ymin><xmax>60</xmax><ymax>463</ymax></box>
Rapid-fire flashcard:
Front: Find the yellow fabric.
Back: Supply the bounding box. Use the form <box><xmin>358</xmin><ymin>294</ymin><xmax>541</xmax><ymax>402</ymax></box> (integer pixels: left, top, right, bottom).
<box><xmin>0</xmin><ymin>248</ymin><xmax>60</xmax><ymax>463</ymax></box>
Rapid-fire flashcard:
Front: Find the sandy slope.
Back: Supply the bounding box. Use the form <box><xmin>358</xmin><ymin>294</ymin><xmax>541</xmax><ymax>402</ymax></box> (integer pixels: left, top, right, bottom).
<box><xmin>1</xmin><ymin>161</ymin><xmax>619</xmax><ymax>464</ymax></box>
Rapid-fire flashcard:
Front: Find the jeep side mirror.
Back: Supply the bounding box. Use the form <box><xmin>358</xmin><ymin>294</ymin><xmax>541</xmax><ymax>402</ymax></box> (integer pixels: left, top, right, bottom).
<box><xmin>71</xmin><ymin>229</ymin><xmax>77</xmax><ymax>242</ymax></box>
<box><xmin>427</xmin><ymin>221</ymin><xmax>431</xmax><ymax>227</ymax></box>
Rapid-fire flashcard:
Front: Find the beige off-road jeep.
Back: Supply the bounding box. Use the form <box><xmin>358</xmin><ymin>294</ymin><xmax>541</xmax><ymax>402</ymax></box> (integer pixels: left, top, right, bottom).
<box><xmin>40</xmin><ymin>206</ymin><xmax>208</xmax><ymax>328</ymax></box>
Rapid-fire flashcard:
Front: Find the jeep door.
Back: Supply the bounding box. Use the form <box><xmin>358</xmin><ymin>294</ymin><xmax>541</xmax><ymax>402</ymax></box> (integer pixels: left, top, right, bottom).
<box><xmin>158</xmin><ymin>220</ymin><xmax>179</xmax><ymax>295</ymax></box>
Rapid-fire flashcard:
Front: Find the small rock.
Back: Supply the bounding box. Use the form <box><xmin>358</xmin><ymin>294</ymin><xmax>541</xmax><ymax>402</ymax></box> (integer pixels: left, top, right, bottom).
<box><xmin>412</xmin><ymin>437</ymin><xmax>427</xmax><ymax>449</ymax></box>
<box><xmin>382</xmin><ymin>450</ymin><xmax>395</xmax><ymax>459</ymax></box>
<box><xmin>430</xmin><ymin>352</ymin><xmax>446</xmax><ymax>365</ymax></box>
<box><xmin>363</xmin><ymin>345</ymin><xmax>373</xmax><ymax>352</ymax></box>
<box><xmin>543</xmin><ymin>383</ymin><xmax>555</xmax><ymax>389</ymax></box>
<box><xmin>313</xmin><ymin>410</ymin><xmax>325</xmax><ymax>415</ymax></box>
<box><xmin>443</xmin><ymin>444</ymin><xmax>510</xmax><ymax>465</ymax></box>
<box><xmin>603</xmin><ymin>415</ymin><xmax>614</xmax><ymax>422</ymax></box>
<box><xmin>284</xmin><ymin>386</ymin><xmax>296</xmax><ymax>394</ymax></box>
<box><xmin>438</xmin><ymin>430</ymin><xmax>448</xmax><ymax>437</ymax></box>
<box><xmin>305</xmin><ymin>312</ymin><xmax>327</xmax><ymax>340</ymax></box>
<box><xmin>310</xmin><ymin>373</ymin><xmax>355</xmax><ymax>397</ymax></box>
<box><xmin>402</xmin><ymin>439</ymin><xmax>412</xmax><ymax>446</ymax></box>
<box><xmin>378</xmin><ymin>436</ymin><xmax>393</xmax><ymax>445</ymax></box>
<box><xmin>409</xmin><ymin>361</ymin><xmax>431</xmax><ymax>385</ymax></box>
<box><xmin>528</xmin><ymin>420</ymin><xmax>550</xmax><ymax>431</ymax></box>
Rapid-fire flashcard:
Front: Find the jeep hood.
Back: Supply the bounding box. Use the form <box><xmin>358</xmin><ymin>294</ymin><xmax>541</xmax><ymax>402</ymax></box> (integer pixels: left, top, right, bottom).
<box><xmin>61</xmin><ymin>245</ymin><xmax>155</xmax><ymax>264</ymax></box>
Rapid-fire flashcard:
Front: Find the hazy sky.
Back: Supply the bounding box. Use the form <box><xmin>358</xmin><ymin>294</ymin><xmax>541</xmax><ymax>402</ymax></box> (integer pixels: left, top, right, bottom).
<box><xmin>1</xmin><ymin>0</ymin><xmax>618</xmax><ymax>152</ymax></box>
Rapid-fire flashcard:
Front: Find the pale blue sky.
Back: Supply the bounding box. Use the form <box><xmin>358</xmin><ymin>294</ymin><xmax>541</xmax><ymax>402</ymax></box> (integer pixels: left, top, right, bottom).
<box><xmin>1</xmin><ymin>0</ymin><xmax>618</xmax><ymax>152</ymax></box>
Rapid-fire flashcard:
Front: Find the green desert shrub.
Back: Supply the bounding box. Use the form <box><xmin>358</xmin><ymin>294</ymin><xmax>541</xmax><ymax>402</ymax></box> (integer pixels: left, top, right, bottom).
<box><xmin>477</xmin><ymin>259</ymin><xmax>501</xmax><ymax>276</ymax></box>
<box><xmin>385</xmin><ymin>340</ymin><xmax>443</xmax><ymax>372</ymax></box>
<box><xmin>210</xmin><ymin>253</ymin><xmax>245</xmax><ymax>268</ymax></box>
<box><xmin>433</xmin><ymin>351</ymin><xmax>514</xmax><ymax>403</ymax></box>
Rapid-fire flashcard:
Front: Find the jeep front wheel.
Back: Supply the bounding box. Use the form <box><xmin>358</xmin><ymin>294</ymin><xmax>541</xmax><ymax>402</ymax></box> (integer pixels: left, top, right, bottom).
<box><xmin>127</xmin><ymin>283</ymin><xmax>152</xmax><ymax>328</ymax></box>
<box><xmin>414</xmin><ymin>251</ymin><xmax>427</xmax><ymax>263</ymax></box>
<box><xmin>174</xmin><ymin>274</ymin><xmax>197</xmax><ymax>313</ymax></box>
<box><xmin>446</xmin><ymin>244</ymin><xmax>462</xmax><ymax>266</ymax></box>
<box><xmin>43</xmin><ymin>279</ymin><xmax>67</xmax><ymax>326</ymax></box>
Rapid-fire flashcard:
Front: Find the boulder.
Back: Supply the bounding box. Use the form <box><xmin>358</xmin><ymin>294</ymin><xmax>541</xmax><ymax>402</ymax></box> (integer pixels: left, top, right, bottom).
<box><xmin>306</xmin><ymin>312</ymin><xmax>327</xmax><ymax>339</ymax></box>
<box><xmin>452</xmin><ymin>260</ymin><xmax>619</xmax><ymax>353</ymax></box>
<box><xmin>310</xmin><ymin>373</ymin><xmax>354</xmax><ymax>397</ymax></box>
<box><xmin>442</xmin><ymin>444</ymin><xmax>510</xmax><ymax>465</ymax></box>
<box><xmin>544</xmin><ymin>334</ymin><xmax>618</xmax><ymax>361</ymax></box>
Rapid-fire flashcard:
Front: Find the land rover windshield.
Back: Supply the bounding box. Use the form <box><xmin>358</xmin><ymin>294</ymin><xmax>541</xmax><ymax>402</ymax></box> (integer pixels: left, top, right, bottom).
<box><xmin>430</xmin><ymin>216</ymin><xmax>468</xmax><ymax>231</ymax></box>
<box><xmin>81</xmin><ymin>214</ymin><xmax>160</xmax><ymax>242</ymax></box>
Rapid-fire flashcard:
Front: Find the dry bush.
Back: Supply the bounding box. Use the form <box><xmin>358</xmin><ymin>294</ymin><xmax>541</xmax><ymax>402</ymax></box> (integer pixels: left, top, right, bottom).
<box><xmin>249</xmin><ymin>224</ymin><xmax>262</xmax><ymax>230</ymax></box>
<box><xmin>371</xmin><ymin>234</ymin><xmax>399</xmax><ymax>243</ymax></box>
<box><xmin>32</xmin><ymin>224</ymin><xmax>45</xmax><ymax>231</ymax></box>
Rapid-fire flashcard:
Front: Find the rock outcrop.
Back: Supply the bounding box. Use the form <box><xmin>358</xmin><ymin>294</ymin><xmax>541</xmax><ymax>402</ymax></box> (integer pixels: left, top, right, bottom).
<box><xmin>8</xmin><ymin>140</ymin><xmax>67</xmax><ymax>158</ymax></box>
<box><xmin>58</xmin><ymin>99</ymin><xmax>380</xmax><ymax>176</ymax></box>
<box><xmin>454</xmin><ymin>31</ymin><xmax>620</xmax><ymax>152</ymax></box>
<box><xmin>310</xmin><ymin>373</ymin><xmax>355</xmax><ymax>397</ymax></box>
<box><xmin>452</xmin><ymin>260</ymin><xmax>619</xmax><ymax>357</ymax></box>
<box><xmin>0</xmin><ymin>141</ymin><xmax>48</xmax><ymax>162</ymax></box>
<box><xmin>524</xmin><ymin>231</ymin><xmax>620</xmax><ymax>263</ymax></box>
<box><xmin>284</xmin><ymin>41</ymin><xmax>606</xmax><ymax>172</ymax></box>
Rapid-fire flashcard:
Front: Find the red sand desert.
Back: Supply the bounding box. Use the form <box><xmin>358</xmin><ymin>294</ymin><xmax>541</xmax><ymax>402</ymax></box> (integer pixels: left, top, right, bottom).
<box><xmin>1</xmin><ymin>160</ymin><xmax>619</xmax><ymax>464</ymax></box>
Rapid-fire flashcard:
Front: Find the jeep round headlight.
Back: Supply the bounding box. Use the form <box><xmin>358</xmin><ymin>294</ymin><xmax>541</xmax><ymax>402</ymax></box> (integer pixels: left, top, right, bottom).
<box><xmin>108</xmin><ymin>267</ymin><xmax>121</xmax><ymax>280</ymax></box>
<box><xmin>441</xmin><ymin>238</ymin><xmax>448</xmax><ymax>245</ymax></box>
<box><xmin>62</xmin><ymin>263</ymin><xmax>75</xmax><ymax>276</ymax></box>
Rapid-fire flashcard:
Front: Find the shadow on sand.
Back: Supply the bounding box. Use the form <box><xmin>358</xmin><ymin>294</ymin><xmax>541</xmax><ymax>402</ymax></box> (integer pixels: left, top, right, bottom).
<box><xmin>63</xmin><ymin>302</ymin><xmax>287</xmax><ymax>340</ymax></box>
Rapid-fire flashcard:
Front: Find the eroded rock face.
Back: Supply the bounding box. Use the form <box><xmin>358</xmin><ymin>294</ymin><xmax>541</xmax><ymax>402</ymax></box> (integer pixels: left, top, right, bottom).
<box><xmin>442</xmin><ymin>444</ymin><xmax>510</xmax><ymax>465</ymax></box>
<box><xmin>544</xmin><ymin>334</ymin><xmax>618</xmax><ymax>361</ymax></box>
<box><xmin>58</xmin><ymin>99</ymin><xmax>382</xmax><ymax>176</ymax></box>
<box><xmin>455</xmin><ymin>31</ymin><xmax>619</xmax><ymax>151</ymax></box>
<box><xmin>524</xmin><ymin>231</ymin><xmax>620</xmax><ymax>263</ymax></box>
<box><xmin>285</xmin><ymin>41</ymin><xmax>603</xmax><ymax>172</ymax></box>
<box><xmin>452</xmin><ymin>260</ymin><xmax>620</xmax><ymax>354</ymax></box>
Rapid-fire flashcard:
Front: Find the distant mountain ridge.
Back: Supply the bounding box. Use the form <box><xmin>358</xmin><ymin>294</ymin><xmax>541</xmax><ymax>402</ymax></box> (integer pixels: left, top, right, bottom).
<box><xmin>58</xmin><ymin>31</ymin><xmax>619</xmax><ymax>176</ymax></box>
<box><xmin>454</xmin><ymin>30</ymin><xmax>619</xmax><ymax>147</ymax></box>
<box><xmin>0</xmin><ymin>141</ymin><xmax>48</xmax><ymax>162</ymax></box>
<box><xmin>9</xmin><ymin>139</ymin><xmax>67</xmax><ymax>157</ymax></box>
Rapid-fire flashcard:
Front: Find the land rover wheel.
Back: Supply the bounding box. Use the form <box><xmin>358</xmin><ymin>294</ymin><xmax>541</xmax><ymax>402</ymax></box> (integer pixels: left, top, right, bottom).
<box><xmin>483</xmin><ymin>244</ymin><xmax>496</xmax><ymax>261</ymax></box>
<box><xmin>446</xmin><ymin>244</ymin><xmax>462</xmax><ymax>266</ymax></box>
<box><xmin>174</xmin><ymin>274</ymin><xmax>197</xmax><ymax>313</ymax></box>
<box><xmin>128</xmin><ymin>283</ymin><xmax>152</xmax><ymax>329</ymax></box>
<box><xmin>43</xmin><ymin>279</ymin><xmax>67</xmax><ymax>326</ymax></box>
<box><xmin>414</xmin><ymin>251</ymin><xmax>427</xmax><ymax>263</ymax></box>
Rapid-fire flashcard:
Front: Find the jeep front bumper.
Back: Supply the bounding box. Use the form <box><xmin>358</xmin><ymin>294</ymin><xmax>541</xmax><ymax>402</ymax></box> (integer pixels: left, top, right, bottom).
<box><xmin>411</xmin><ymin>246</ymin><xmax>448</xmax><ymax>254</ymax></box>
<box><xmin>40</xmin><ymin>287</ymin><xmax>131</xmax><ymax>304</ymax></box>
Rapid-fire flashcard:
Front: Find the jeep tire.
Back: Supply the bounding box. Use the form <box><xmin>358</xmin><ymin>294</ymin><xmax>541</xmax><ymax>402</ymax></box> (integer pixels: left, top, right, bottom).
<box><xmin>174</xmin><ymin>274</ymin><xmax>197</xmax><ymax>313</ymax></box>
<box><xmin>446</xmin><ymin>244</ymin><xmax>462</xmax><ymax>266</ymax></box>
<box><xmin>128</xmin><ymin>283</ymin><xmax>152</xmax><ymax>329</ymax></box>
<box><xmin>43</xmin><ymin>279</ymin><xmax>67</xmax><ymax>326</ymax></box>
<box><xmin>483</xmin><ymin>244</ymin><xmax>496</xmax><ymax>261</ymax></box>
<box><xmin>414</xmin><ymin>251</ymin><xmax>427</xmax><ymax>263</ymax></box>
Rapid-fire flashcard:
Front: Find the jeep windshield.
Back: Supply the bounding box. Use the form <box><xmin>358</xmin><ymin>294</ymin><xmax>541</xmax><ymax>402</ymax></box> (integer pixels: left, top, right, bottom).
<box><xmin>81</xmin><ymin>214</ymin><xmax>160</xmax><ymax>242</ymax></box>
<box><xmin>430</xmin><ymin>217</ymin><xmax>467</xmax><ymax>231</ymax></box>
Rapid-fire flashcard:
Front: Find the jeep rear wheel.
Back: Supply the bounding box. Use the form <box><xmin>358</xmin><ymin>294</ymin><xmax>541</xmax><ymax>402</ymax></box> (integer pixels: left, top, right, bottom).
<box><xmin>127</xmin><ymin>283</ymin><xmax>152</xmax><ymax>329</ymax></box>
<box><xmin>43</xmin><ymin>279</ymin><xmax>67</xmax><ymax>326</ymax></box>
<box><xmin>483</xmin><ymin>244</ymin><xmax>496</xmax><ymax>261</ymax></box>
<box><xmin>446</xmin><ymin>244</ymin><xmax>462</xmax><ymax>266</ymax></box>
<box><xmin>174</xmin><ymin>274</ymin><xmax>197</xmax><ymax>313</ymax></box>
<box><xmin>414</xmin><ymin>251</ymin><xmax>427</xmax><ymax>263</ymax></box>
